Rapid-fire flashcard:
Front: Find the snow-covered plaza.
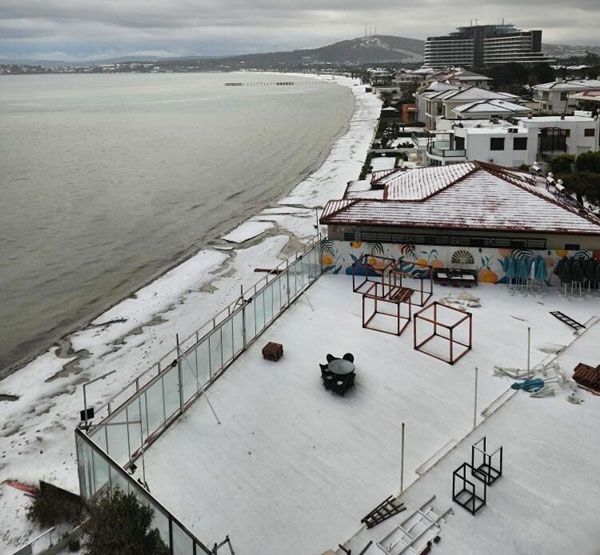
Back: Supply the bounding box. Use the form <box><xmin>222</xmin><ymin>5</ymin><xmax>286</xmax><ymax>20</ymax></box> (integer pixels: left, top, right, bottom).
<box><xmin>140</xmin><ymin>274</ymin><xmax>600</xmax><ymax>554</ymax></box>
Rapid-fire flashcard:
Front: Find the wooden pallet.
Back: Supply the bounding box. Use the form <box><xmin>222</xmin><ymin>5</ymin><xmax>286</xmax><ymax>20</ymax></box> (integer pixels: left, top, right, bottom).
<box><xmin>550</xmin><ymin>311</ymin><xmax>585</xmax><ymax>331</ymax></box>
<box><xmin>361</xmin><ymin>495</ymin><xmax>406</xmax><ymax>529</ymax></box>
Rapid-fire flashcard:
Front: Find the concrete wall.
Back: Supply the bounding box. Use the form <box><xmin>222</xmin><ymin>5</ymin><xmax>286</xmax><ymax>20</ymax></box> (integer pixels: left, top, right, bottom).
<box><xmin>320</xmin><ymin>239</ymin><xmax>596</xmax><ymax>285</ymax></box>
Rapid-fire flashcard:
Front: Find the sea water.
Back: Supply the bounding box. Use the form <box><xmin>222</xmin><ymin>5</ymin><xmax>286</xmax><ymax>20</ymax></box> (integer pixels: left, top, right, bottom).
<box><xmin>0</xmin><ymin>72</ymin><xmax>354</xmax><ymax>372</ymax></box>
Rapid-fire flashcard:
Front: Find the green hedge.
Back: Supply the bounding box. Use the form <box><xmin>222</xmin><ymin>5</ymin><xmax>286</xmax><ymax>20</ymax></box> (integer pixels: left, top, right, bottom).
<box><xmin>575</xmin><ymin>151</ymin><xmax>600</xmax><ymax>174</ymax></box>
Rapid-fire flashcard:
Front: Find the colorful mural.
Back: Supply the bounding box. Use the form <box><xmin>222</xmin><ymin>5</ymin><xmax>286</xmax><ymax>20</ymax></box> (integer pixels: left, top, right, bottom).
<box><xmin>321</xmin><ymin>240</ymin><xmax>594</xmax><ymax>285</ymax></box>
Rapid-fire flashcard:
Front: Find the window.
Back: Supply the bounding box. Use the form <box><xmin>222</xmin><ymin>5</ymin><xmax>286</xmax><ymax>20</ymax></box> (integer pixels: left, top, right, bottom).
<box><xmin>564</xmin><ymin>244</ymin><xmax>580</xmax><ymax>250</ymax></box>
<box><xmin>490</xmin><ymin>137</ymin><xmax>505</xmax><ymax>151</ymax></box>
<box><xmin>513</xmin><ymin>137</ymin><xmax>528</xmax><ymax>151</ymax></box>
<box><xmin>560</xmin><ymin>91</ymin><xmax>569</xmax><ymax>101</ymax></box>
<box><xmin>584</xmin><ymin>128</ymin><xmax>596</xmax><ymax>137</ymax></box>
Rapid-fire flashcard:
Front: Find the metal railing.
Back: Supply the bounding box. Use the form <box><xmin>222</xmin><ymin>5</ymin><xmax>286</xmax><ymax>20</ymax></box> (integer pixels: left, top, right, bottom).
<box><xmin>75</xmin><ymin>429</ymin><xmax>212</xmax><ymax>555</ymax></box>
<box><xmin>76</xmin><ymin>235</ymin><xmax>323</xmax><ymax>552</ymax></box>
<box><xmin>427</xmin><ymin>144</ymin><xmax>467</xmax><ymax>158</ymax></box>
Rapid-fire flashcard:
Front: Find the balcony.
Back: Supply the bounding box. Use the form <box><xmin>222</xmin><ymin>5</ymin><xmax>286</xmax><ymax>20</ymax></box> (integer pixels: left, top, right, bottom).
<box><xmin>426</xmin><ymin>141</ymin><xmax>467</xmax><ymax>163</ymax></box>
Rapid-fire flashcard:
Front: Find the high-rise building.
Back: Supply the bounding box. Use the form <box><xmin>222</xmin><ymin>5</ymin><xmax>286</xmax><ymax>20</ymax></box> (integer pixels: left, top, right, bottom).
<box><xmin>424</xmin><ymin>24</ymin><xmax>552</xmax><ymax>68</ymax></box>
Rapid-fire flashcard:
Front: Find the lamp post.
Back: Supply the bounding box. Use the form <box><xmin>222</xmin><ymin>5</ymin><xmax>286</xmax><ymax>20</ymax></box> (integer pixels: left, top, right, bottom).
<box><xmin>81</xmin><ymin>370</ymin><xmax>116</xmax><ymax>430</ymax></box>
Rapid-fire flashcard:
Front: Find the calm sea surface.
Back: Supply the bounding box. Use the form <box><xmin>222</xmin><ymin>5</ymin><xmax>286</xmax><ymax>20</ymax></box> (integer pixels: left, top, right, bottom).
<box><xmin>0</xmin><ymin>72</ymin><xmax>354</xmax><ymax>372</ymax></box>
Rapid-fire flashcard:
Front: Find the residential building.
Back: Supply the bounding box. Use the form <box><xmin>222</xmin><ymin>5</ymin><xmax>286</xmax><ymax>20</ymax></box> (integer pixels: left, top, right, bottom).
<box><xmin>451</xmin><ymin>98</ymin><xmax>531</xmax><ymax>120</ymax></box>
<box><xmin>533</xmin><ymin>79</ymin><xmax>600</xmax><ymax>113</ymax></box>
<box><xmin>424</xmin><ymin>24</ymin><xmax>552</xmax><ymax>68</ymax></box>
<box><xmin>321</xmin><ymin>161</ymin><xmax>600</xmax><ymax>251</ymax></box>
<box><xmin>421</xmin><ymin>86</ymin><xmax>519</xmax><ymax>130</ymax></box>
<box><xmin>416</xmin><ymin>114</ymin><xmax>599</xmax><ymax>167</ymax></box>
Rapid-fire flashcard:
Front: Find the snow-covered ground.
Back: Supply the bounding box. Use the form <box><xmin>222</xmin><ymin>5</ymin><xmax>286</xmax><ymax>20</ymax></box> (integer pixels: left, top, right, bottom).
<box><xmin>0</xmin><ymin>75</ymin><xmax>381</xmax><ymax>554</ymax></box>
<box><xmin>344</xmin><ymin>318</ymin><xmax>600</xmax><ymax>555</ymax></box>
<box><xmin>142</xmin><ymin>275</ymin><xmax>600</xmax><ymax>555</ymax></box>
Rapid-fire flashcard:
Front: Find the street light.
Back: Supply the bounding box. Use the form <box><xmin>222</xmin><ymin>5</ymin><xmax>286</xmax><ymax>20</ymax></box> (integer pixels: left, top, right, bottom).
<box><xmin>79</xmin><ymin>370</ymin><xmax>117</xmax><ymax>430</ymax></box>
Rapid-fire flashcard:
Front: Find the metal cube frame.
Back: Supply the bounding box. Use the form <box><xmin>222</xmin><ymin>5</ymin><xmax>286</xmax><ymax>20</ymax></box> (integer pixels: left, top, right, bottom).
<box><xmin>362</xmin><ymin>281</ymin><xmax>412</xmax><ymax>336</ymax></box>
<box><xmin>471</xmin><ymin>437</ymin><xmax>503</xmax><ymax>486</ymax></box>
<box><xmin>388</xmin><ymin>263</ymin><xmax>434</xmax><ymax>307</ymax></box>
<box><xmin>351</xmin><ymin>253</ymin><xmax>396</xmax><ymax>294</ymax></box>
<box><xmin>413</xmin><ymin>302</ymin><xmax>472</xmax><ymax>365</ymax></box>
<box><xmin>452</xmin><ymin>462</ymin><xmax>487</xmax><ymax>516</ymax></box>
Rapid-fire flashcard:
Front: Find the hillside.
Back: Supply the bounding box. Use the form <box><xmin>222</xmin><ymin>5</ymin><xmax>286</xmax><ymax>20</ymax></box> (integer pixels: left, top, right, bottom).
<box><xmin>160</xmin><ymin>35</ymin><xmax>424</xmax><ymax>70</ymax></box>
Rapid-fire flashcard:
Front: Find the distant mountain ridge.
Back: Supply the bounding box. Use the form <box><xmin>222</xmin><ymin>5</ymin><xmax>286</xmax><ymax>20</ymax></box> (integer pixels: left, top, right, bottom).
<box><xmin>1</xmin><ymin>35</ymin><xmax>425</xmax><ymax>67</ymax></box>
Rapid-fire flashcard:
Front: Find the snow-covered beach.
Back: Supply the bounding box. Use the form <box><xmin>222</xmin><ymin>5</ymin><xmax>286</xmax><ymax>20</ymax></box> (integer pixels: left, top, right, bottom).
<box><xmin>0</xmin><ymin>75</ymin><xmax>381</xmax><ymax>553</ymax></box>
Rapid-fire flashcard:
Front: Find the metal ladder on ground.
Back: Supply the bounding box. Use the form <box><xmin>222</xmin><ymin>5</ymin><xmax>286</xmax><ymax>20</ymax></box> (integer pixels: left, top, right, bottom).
<box><xmin>550</xmin><ymin>311</ymin><xmax>586</xmax><ymax>331</ymax></box>
<box><xmin>376</xmin><ymin>496</ymin><xmax>453</xmax><ymax>555</ymax></box>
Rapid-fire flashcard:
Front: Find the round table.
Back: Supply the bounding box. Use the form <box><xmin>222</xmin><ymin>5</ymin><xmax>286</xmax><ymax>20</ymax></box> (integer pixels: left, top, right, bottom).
<box><xmin>328</xmin><ymin>359</ymin><xmax>355</xmax><ymax>375</ymax></box>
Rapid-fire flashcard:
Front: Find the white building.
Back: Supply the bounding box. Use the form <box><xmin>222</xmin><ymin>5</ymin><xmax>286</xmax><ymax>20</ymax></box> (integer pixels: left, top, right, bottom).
<box><xmin>419</xmin><ymin>113</ymin><xmax>599</xmax><ymax>167</ymax></box>
<box><xmin>533</xmin><ymin>79</ymin><xmax>600</xmax><ymax>113</ymax></box>
<box><xmin>421</xmin><ymin>86</ymin><xmax>520</xmax><ymax>130</ymax></box>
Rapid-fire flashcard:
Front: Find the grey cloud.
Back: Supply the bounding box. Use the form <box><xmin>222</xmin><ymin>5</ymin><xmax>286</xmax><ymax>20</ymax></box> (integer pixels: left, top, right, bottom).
<box><xmin>0</xmin><ymin>0</ymin><xmax>598</xmax><ymax>59</ymax></box>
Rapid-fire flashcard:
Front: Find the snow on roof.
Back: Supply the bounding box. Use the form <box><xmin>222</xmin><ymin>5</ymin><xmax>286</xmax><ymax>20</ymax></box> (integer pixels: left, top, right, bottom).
<box><xmin>321</xmin><ymin>162</ymin><xmax>600</xmax><ymax>235</ymax></box>
<box><xmin>570</xmin><ymin>90</ymin><xmax>600</xmax><ymax>101</ymax></box>
<box><xmin>438</xmin><ymin>86</ymin><xmax>518</xmax><ymax>102</ymax></box>
<box><xmin>534</xmin><ymin>79</ymin><xmax>600</xmax><ymax>91</ymax></box>
<box><xmin>452</xmin><ymin>99</ymin><xmax>530</xmax><ymax>114</ymax></box>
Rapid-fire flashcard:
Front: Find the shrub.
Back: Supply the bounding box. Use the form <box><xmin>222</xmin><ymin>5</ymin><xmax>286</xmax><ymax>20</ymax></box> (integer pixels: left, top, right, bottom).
<box><xmin>27</xmin><ymin>483</ymin><xmax>83</xmax><ymax>528</ymax></box>
<box><xmin>82</xmin><ymin>489</ymin><xmax>169</xmax><ymax>555</ymax></box>
<box><xmin>575</xmin><ymin>151</ymin><xmax>600</xmax><ymax>174</ymax></box>
<box><xmin>550</xmin><ymin>154</ymin><xmax>575</xmax><ymax>175</ymax></box>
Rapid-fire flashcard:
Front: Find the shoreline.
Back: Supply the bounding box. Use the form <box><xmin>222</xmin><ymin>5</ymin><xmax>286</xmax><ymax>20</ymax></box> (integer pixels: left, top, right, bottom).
<box><xmin>0</xmin><ymin>71</ymin><xmax>355</xmax><ymax>381</ymax></box>
<box><xmin>0</xmin><ymin>74</ymin><xmax>381</xmax><ymax>552</ymax></box>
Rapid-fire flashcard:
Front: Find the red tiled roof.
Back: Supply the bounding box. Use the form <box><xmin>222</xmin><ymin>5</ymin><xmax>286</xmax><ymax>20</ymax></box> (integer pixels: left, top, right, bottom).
<box><xmin>321</xmin><ymin>162</ymin><xmax>600</xmax><ymax>235</ymax></box>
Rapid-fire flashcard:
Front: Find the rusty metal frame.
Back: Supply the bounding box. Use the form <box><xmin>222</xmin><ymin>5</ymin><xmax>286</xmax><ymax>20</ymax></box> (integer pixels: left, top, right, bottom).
<box><xmin>388</xmin><ymin>263</ymin><xmax>434</xmax><ymax>307</ymax></box>
<box><xmin>351</xmin><ymin>253</ymin><xmax>395</xmax><ymax>294</ymax></box>
<box><xmin>413</xmin><ymin>301</ymin><xmax>472</xmax><ymax>365</ymax></box>
<box><xmin>362</xmin><ymin>282</ymin><xmax>412</xmax><ymax>336</ymax></box>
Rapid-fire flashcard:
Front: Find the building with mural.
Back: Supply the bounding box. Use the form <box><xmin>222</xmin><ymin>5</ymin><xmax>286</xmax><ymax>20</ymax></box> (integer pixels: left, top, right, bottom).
<box><xmin>319</xmin><ymin>162</ymin><xmax>600</xmax><ymax>283</ymax></box>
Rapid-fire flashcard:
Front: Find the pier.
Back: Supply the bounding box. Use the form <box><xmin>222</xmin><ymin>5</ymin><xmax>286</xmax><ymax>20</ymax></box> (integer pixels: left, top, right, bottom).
<box><xmin>224</xmin><ymin>80</ymin><xmax>332</xmax><ymax>87</ymax></box>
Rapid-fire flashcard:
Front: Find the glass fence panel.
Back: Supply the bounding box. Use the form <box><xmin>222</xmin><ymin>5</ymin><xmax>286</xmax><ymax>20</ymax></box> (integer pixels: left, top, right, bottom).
<box><xmin>105</xmin><ymin>412</ymin><xmax>130</xmax><ymax>466</ymax></box>
<box><xmin>76</xmin><ymin>434</ymin><xmax>94</xmax><ymax>499</ymax></box>
<box><xmin>254</xmin><ymin>290</ymin><xmax>265</xmax><ymax>333</ymax></box>
<box><xmin>288</xmin><ymin>259</ymin><xmax>299</xmax><ymax>298</ymax></box>
<box><xmin>91</xmin><ymin>446</ymin><xmax>110</xmax><ymax>494</ymax></box>
<box><xmin>244</xmin><ymin>298</ymin><xmax>256</xmax><ymax>342</ymax></box>
<box><xmin>172</xmin><ymin>521</ymin><xmax>194</xmax><ymax>555</ymax></box>
<box><xmin>162</xmin><ymin>367</ymin><xmax>180</xmax><ymax>421</ymax></box>
<box><xmin>264</xmin><ymin>282</ymin><xmax>274</xmax><ymax>324</ymax></box>
<box><xmin>144</xmin><ymin>378</ymin><xmax>165</xmax><ymax>438</ymax></box>
<box><xmin>232</xmin><ymin>310</ymin><xmax>244</xmax><ymax>355</ymax></box>
<box><xmin>195</xmin><ymin>339</ymin><xmax>210</xmax><ymax>387</ymax></box>
<box><xmin>221</xmin><ymin>317</ymin><xmax>233</xmax><ymax>365</ymax></box>
<box><xmin>272</xmin><ymin>275</ymin><xmax>282</xmax><ymax>312</ymax></box>
<box><xmin>126</xmin><ymin>401</ymin><xmax>142</xmax><ymax>459</ymax></box>
<box><xmin>109</xmin><ymin>465</ymin><xmax>131</xmax><ymax>495</ymax></box>
<box><xmin>181</xmin><ymin>350</ymin><xmax>199</xmax><ymax>405</ymax></box>
<box><xmin>209</xmin><ymin>329</ymin><xmax>222</xmax><ymax>376</ymax></box>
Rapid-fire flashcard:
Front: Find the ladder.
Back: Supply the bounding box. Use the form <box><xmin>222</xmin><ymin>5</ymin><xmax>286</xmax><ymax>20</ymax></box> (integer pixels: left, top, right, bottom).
<box><xmin>376</xmin><ymin>496</ymin><xmax>453</xmax><ymax>555</ymax></box>
<box><xmin>361</xmin><ymin>495</ymin><xmax>406</xmax><ymax>529</ymax></box>
<box><xmin>549</xmin><ymin>311</ymin><xmax>585</xmax><ymax>331</ymax></box>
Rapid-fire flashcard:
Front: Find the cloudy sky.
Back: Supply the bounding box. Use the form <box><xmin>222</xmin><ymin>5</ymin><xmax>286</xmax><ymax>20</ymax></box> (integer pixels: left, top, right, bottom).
<box><xmin>1</xmin><ymin>0</ymin><xmax>599</xmax><ymax>61</ymax></box>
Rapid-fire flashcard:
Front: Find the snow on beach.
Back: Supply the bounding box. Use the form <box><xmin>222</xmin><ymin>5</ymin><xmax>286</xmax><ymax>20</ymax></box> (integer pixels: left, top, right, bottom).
<box><xmin>0</xmin><ymin>75</ymin><xmax>381</xmax><ymax>553</ymax></box>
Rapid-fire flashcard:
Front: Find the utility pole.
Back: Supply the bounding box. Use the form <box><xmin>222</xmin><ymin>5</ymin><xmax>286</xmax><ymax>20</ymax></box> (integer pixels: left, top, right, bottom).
<box><xmin>400</xmin><ymin>422</ymin><xmax>405</xmax><ymax>493</ymax></box>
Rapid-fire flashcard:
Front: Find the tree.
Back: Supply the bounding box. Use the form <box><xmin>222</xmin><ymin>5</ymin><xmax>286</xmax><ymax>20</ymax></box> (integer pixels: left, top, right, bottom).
<box><xmin>550</xmin><ymin>154</ymin><xmax>575</xmax><ymax>175</ymax></box>
<box><xmin>558</xmin><ymin>172</ymin><xmax>600</xmax><ymax>204</ymax></box>
<box><xmin>575</xmin><ymin>151</ymin><xmax>600</xmax><ymax>174</ymax></box>
<box><xmin>83</xmin><ymin>489</ymin><xmax>169</xmax><ymax>555</ymax></box>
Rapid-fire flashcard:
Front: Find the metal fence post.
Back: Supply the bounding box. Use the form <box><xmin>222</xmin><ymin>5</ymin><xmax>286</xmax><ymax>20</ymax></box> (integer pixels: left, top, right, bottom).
<box><xmin>286</xmin><ymin>259</ymin><xmax>291</xmax><ymax>307</ymax></box>
<box><xmin>241</xmin><ymin>285</ymin><xmax>247</xmax><ymax>351</ymax></box>
<box><xmin>176</xmin><ymin>334</ymin><xmax>184</xmax><ymax>413</ymax></box>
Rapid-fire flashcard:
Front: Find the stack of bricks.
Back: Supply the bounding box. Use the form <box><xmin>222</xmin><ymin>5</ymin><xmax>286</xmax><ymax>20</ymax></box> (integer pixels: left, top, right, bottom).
<box><xmin>262</xmin><ymin>342</ymin><xmax>283</xmax><ymax>362</ymax></box>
